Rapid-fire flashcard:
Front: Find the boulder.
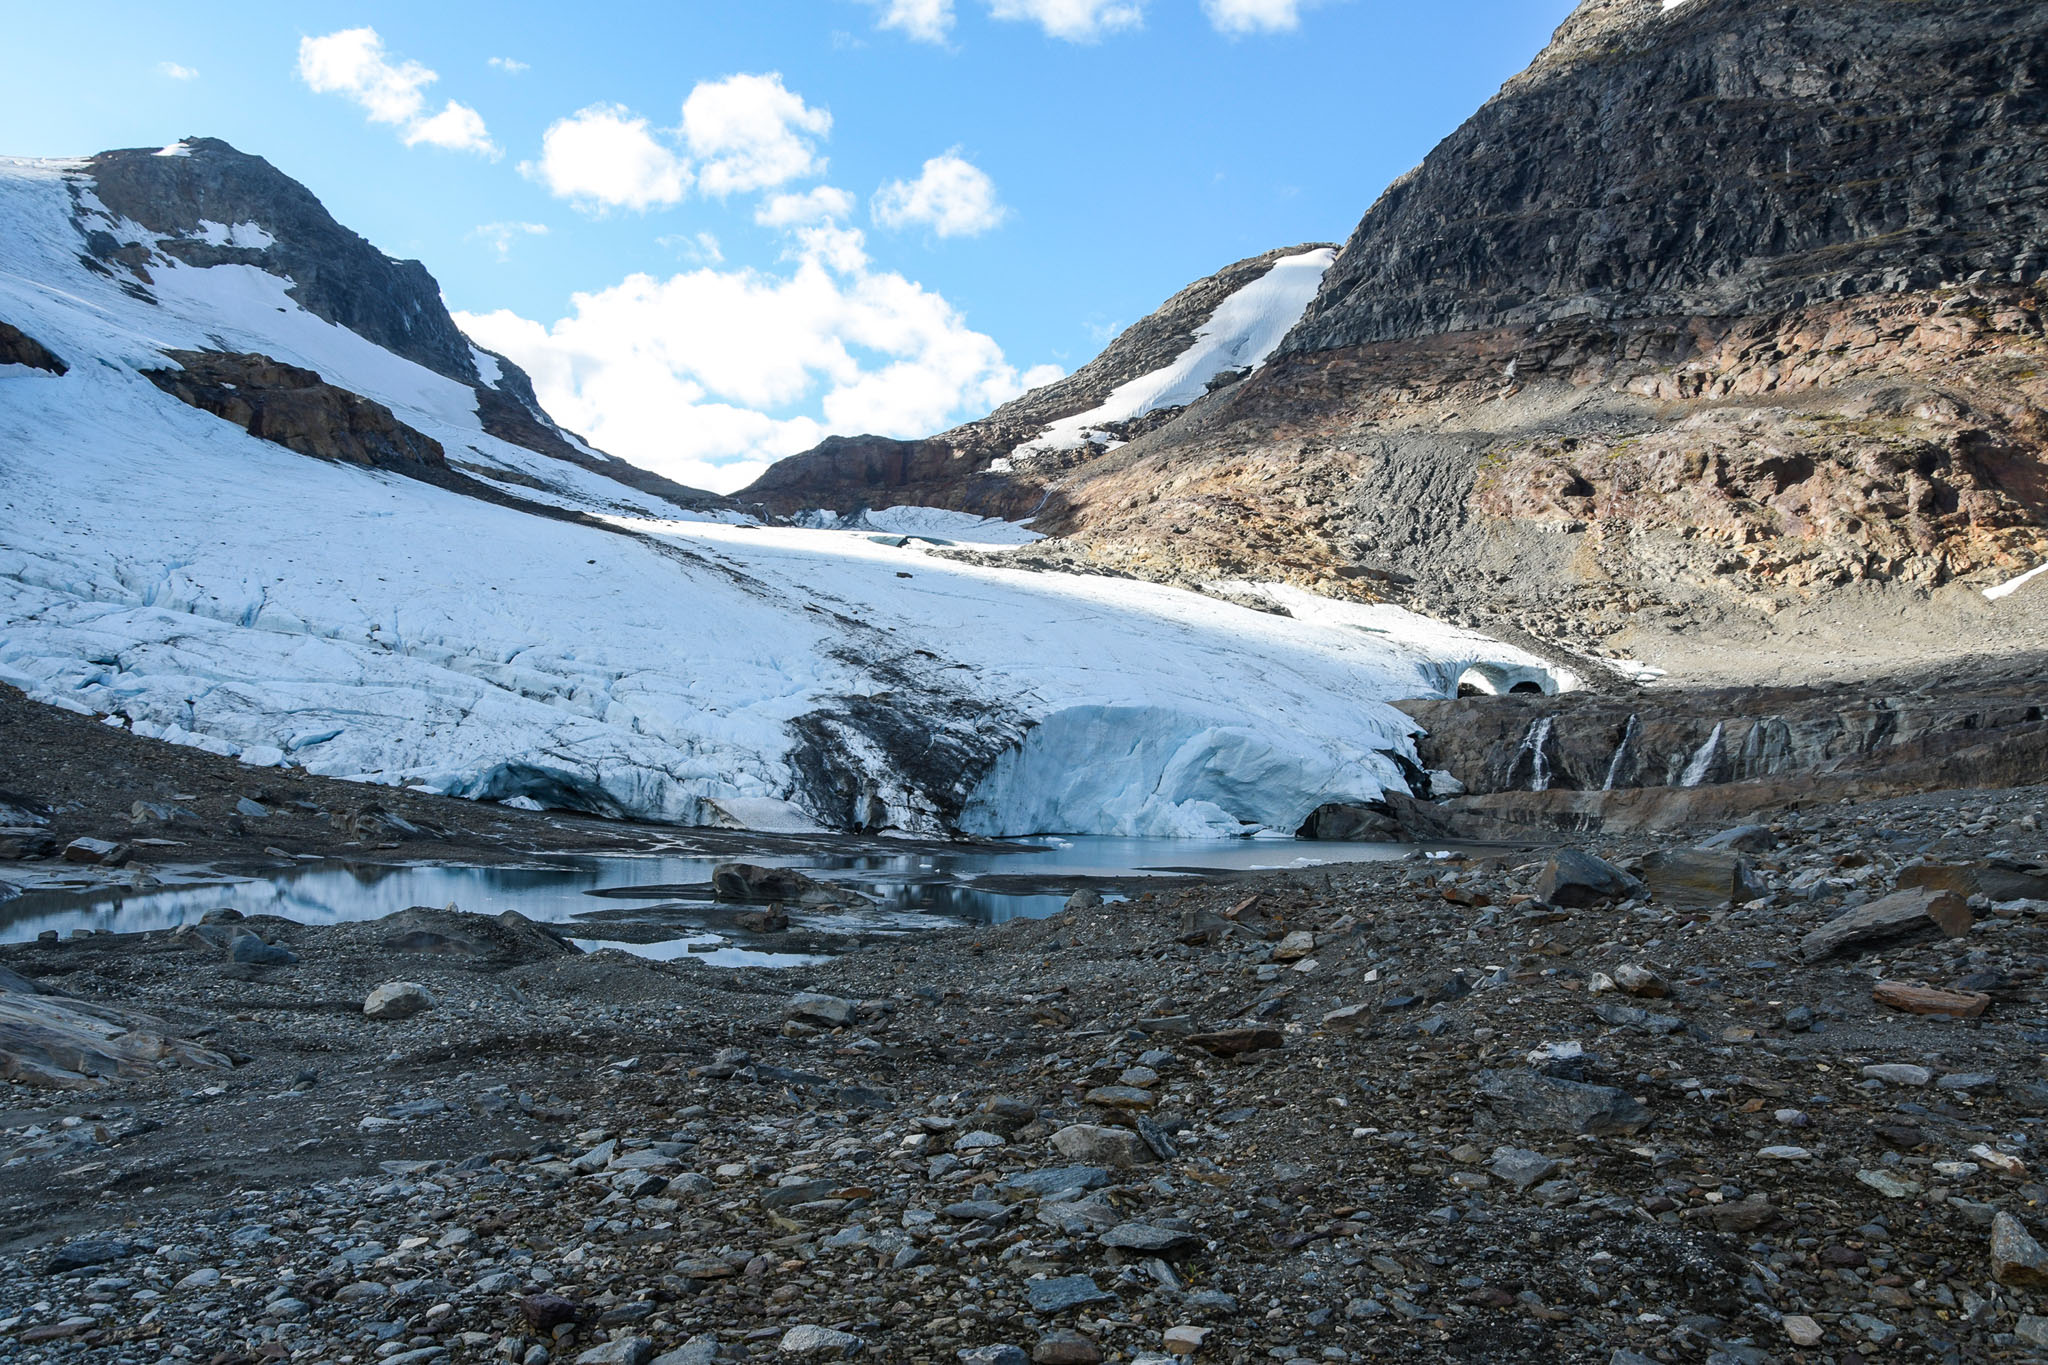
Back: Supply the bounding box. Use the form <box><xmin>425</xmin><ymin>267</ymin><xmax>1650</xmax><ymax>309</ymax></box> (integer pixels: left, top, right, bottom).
<box><xmin>778</xmin><ymin>1323</ymin><xmax>864</xmax><ymax>1356</ymax></box>
<box><xmin>1698</xmin><ymin>824</ymin><xmax>1776</xmax><ymax>853</ymax></box>
<box><xmin>1534</xmin><ymin>850</ymin><xmax>1643</xmax><ymax>908</ymax></box>
<box><xmin>61</xmin><ymin>837</ymin><xmax>129</xmax><ymax>866</ymax></box>
<box><xmin>785</xmin><ymin>993</ymin><xmax>856</xmax><ymax>1029</ymax></box>
<box><xmin>229</xmin><ymin>933</ymin><xmax>298</xmax><ymax>967</ymax></box>
<box><xmin>1475</xmin><ymin>1069</ymin><xmax>1650</xmax><ymax>1135</ymax></box>
<box><xmin>1050</xmin><ymin>1124</ymin><xmax>1149</xmax><ymax>1168</ymax></box>
<box><xmin>713</xmin><ymin>862</ymin><xmax>856</xmax><ymax>907</ymax></box>
<box><xmin>1636</xmin><ymin>848</ymin><xmax>1761</xmax><ymax>909</ymax></box>
<box><xmin>1799</xmin><ymin>887</ymin><xmax>1971</xmax><ymax>961</ymax></box>
<box><xmin>363</xmin><ymin>981</ymin><xmax>435</xmax><ymax>1020</ymax></box>
<box><xmin>1993</xmin><ymin>1212</ymin><xmax>2048</xmax><ymax>1288</ymax></box>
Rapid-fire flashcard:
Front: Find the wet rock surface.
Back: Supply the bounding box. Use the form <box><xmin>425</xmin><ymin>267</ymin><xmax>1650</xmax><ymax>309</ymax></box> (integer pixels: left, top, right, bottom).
<box><xmin>2</xmin><ymin>767</ymin><xmax>2046</xmax><ymax>1362</ymax></box>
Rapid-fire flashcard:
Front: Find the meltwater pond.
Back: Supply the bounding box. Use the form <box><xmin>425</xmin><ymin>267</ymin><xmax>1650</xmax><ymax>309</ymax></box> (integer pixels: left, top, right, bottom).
<box><xmin>0</xmin><ymin>835</ymin><xmax>1412</xmax><ymax>966</ymax></box>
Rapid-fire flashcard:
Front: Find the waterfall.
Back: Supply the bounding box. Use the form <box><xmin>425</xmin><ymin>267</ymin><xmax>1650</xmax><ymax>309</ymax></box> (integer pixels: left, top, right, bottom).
<box><xmin>1602</xmin><ymin>714</ymin><xmax>1639</xmax><ymax>791</ymax></box>
<box><xmin>1679</xmin><ymin>722</ymin><xmax>1724</xmax><ymax>788</ymax></box>
<box><xmin>1514</xmin><ymin>716</ymin><xmax>1555</xmax><ymax>792</ymax></box>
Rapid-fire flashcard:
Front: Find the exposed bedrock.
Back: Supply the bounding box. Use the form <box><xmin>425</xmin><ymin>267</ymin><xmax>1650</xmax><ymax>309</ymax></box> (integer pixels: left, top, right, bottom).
<box><xmin>0</xmin><ymin>319</ymin><xmax>66</xmax><ymax>374</ymax></box>
<box><xmin>142</xmin><ymin>350</ymin><xmax>446</xmax><ymax>469</ymax></box>
<box><xmin>1392</xmin><ymin>656</ymin><xmax>2048</xmax><ymax>836</ymax></box>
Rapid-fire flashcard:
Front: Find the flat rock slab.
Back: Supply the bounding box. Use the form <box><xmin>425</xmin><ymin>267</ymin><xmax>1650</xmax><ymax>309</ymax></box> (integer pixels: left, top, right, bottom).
<box><xmin>1025</xmin><ymin>1275</ymin><xmax>1115</xmax><ymax>1313</ymax></box>
<box><xmin>0</xmin><ymin>991</ymin><xmax>230</xmax><ymax>1090</ymax></box>
<box><xmin>1799</xmin><ymin>887</ymin><xmax>1970</xmax><ymax>961</ymax></box>
<box><xmin>1873</xmin><ymin>981</ymin><xmax>1990</xmax><ymax>1017</ymax></box>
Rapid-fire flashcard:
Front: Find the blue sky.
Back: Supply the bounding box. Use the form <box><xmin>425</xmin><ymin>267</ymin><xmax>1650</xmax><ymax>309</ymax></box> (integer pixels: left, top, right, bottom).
<box><xmin>3</xmin><ymin>0</ymin><xmax>1574</xmax><ymax>490</ymax></box>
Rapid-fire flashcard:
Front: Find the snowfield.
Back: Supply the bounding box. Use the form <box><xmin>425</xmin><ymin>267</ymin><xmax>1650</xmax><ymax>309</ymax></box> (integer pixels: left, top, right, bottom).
<box><xmin>1018</xmin><ymin>247</ymin><xmax>1336</xmax><ymax>457</ymax></box>
<box><xmin>0</xmin><ymin>156</ymin><xmax>1567</xmax><ymax>838</ymax></box>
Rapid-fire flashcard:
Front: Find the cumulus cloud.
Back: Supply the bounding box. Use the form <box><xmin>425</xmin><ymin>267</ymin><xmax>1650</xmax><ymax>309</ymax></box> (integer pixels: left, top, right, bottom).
<box><xmin>487</xmin><ymin>56</ymin><xmax>529</xmax><ymax>73</ymax></box>
<box><xmin>756</xmin><ymin>185</ymin><xmax>857</xmax><ymax>228</ymax></box>
<box><xmin>404</xmin><ymin>100</ymin><xmax>501</xmax><ymax>157</ymax></box>
<box><xmin>523</xmin><ymin>104</ymin><xmax>691</xmax><ymax>211</ymax></box>
<box><xmin>472</xmin><ymin>221</ymin><xmax>548</xmax><ymax>260</ymax></box>
<box><xmin>158</xmin><ymin>62</ymin><xmax>199</xmax><ymax>81</ymax></box>
<box><xmin>298</xmin><ymin>28</ymin><xmax>499</xmax><ymax>155</ymax></box>
<box><xmin>682</xmin><ymin>73</ymin><xmax>833</xmax><ymax>197</ymax></box>
<box><xmin>987</xmin><ymin>0</ymin><xmax>1144</xmax><ymax>41</ymax></box>
<box><xmin>455</xmin><ymin>247</ymin><xmax>1050</xmax><ymax>492</ymax></box>
<box><xmin>1202</xmin><ymin>0</ymin><xmax>1311</xmax><ymax>34</ymax></box>
<box><xmin>866</xmin><ymin>0</ymin><xmax>955</xmax><ymax>42</ymax></box>
<box><xmin>873</xmin><ymin>152</ymin><xmax>1007</xmax><ymax>238</ymax></box>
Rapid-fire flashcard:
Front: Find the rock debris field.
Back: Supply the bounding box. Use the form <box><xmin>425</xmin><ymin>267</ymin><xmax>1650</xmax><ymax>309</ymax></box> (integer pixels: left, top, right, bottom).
<box><xmin>3</xmin><ymin>785</ymin><xmax>2048</xmax><ymax>1365</ymax></box>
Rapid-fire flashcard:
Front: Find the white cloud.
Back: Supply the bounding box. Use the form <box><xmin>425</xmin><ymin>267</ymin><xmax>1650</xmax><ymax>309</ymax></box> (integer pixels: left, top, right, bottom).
<box><xmin>987</xmin><ymin>0</ymin><xmax>1144</xmax><ymax>41</ymax></box>
<box><xmin>1202</xmin><ymin>0</ymin><xmax>1310</xmax><ymax>34</ymax></box>
<box><xmin>657</xmin><ymin>231</ymin><xmax>726</xmax><ymax>265</ymax></box>
<box><xmin>158</xmin><ymin>61</ymin><xmax>199</xmax><ymax>81</ymax></box>
<box><xmin>298</xmin><ymin>28</ymin><xmax>499</xmax><ymax>156</ymax></box>
<box><xmin>867</xmin><ymin>0</ymin><xmax>955</xmax><ymax>42</ymax></box>
<box><xmin>488</xmin><ymin>56</ymin><xmax>530</xmax><ymax>74</ymax></box>
<box><xmin>405</xmin><ymin>100</ymin><xmax>501</xmax><ymax>158</ymax></box>
<box><xmin>681</xmin><ymin>72</ymin><xmax>832</xmax><ymax>197</ymax></box>
<box><xmin>455</xmin><ymin>251</ymin><xmax>1045</xmax><ymax>493</ymax></box>
<box><xmin>873</xmin><ymin>151</ymin><xmax>1007</xmax><ymax>238</ymax></box>
<box><xmin>756</xmin><ymin>185</ymin><xmax>857</xmax><ymax>228</ymax></box>
<box><xmin>472</xmin><ymin>221</ymin><xmax>548</xmax><ymax>260</ymax></box>
<box><xmin>523</xmin><ymin>104</ymin><xmax>691</xmax><ymax>211</ymax></box>
<box><xmin>298</xmin><ymin>28</ymin><xmax>435</xmax><ymax>124</ymax></box>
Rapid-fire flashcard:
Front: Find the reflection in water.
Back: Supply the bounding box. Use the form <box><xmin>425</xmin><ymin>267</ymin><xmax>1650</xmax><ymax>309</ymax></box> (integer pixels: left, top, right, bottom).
<box><xmin>0</xmin><ymin>835</ymin><xmax>1409</xmax><ymax>965</ymax></box>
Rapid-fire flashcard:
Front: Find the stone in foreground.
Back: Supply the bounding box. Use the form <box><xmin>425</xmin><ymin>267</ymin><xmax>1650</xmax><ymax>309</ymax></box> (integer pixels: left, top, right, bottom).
<box><xmin>362</xmin><ymin>981</ymin><xmax>435</xmax><ymax>1019</ymax></box>
<box><xmin>1476</xmin><ymin>1069</ymin><xmax>1649</xmax><ymax>1135</ymax></box>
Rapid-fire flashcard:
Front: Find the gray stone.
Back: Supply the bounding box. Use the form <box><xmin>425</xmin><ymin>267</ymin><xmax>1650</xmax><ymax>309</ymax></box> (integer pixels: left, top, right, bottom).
<box><xmin>1476</xmin><ymin>1069</ymin><xmax>1649</xmax><ymax>1135</ymax></box>
<box><xmin>1487</xmin><ymin>1146</ymin><xmax>1559</xmax><ymax>1191</ymax></box>
<box><xmin>779</xmin><ymin>1324</ymin><xmax>864</xmax><ymax>1356</ymax></box>
<box><xmin>363</xmin><ymin>981</ymin><xmax>434</xmax><ymax>1020</ymax></box>
<box><xmin>230</xmin><ymin>933</ymin><xmax>297</xmax><ymax>966</ymax></box>
<box><xmin>1860</xmin><ymin>1064</ymin><xmax>1932</xmax><ymax>1087</ymax></box>
<box><xmin>1992</xmin><ymin>1211</ymin><xmax>2048</xmax><ymax>1288</ymax></box>
<box><xmin>958</xmin><ymin>1349</ymin><xmax>1029</xmax><ymax>1365</ymax></box>
<box><xmin>1049</xmin><ymin>1123</ymin><xmax>1148</xmax><ymax>1168</ymax></box>
<box><xmin>575</xmin><ymin>1341</ymin><xmax>655</xmax><ymax>1365</ymax></box>
<box><xmin>1025</xmin><ymin>1274</ymin><xmax>1115</xmax><ymax>1313</ymax></box>
<box><xmin>1534</xmin><ymin>850</ymin><xmax>1643</xmax><ymax>908</ymax></box>
<box><xmin>1099</xmin><ymin>1222</ymin><xmax>1199</xmax><ymax>1255</ymax></box>
<box><xmin>651</xmin><ymin>1340</ymin><xmax>721</xmax><ymax>1365</ymax></box>
<box><xmin>1800</xmin><ymin>887</ymin><xmax>1971</xmax><ymax>961</ymax></box>
<box><xmin>785</xmin><ymin>992</ymin><xmax>855</xmax><ymax>1028</ymax></box>
<box><xmin>1003</xmin><ymin>1166</ymin><xmax>1111</xmax><ymax>1199</ymax></box>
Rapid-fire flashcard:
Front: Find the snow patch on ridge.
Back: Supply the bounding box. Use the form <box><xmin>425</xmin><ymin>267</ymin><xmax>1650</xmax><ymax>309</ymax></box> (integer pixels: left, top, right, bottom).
<box><xmin>1018</xmin><ymin>247</ymin><xmax>1336</xmax><ymax>457</ymax></box>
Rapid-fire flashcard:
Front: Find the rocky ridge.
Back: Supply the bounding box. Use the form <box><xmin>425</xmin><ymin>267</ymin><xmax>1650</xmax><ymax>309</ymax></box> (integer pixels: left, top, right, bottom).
<box><xmin>738</xmin><ymin>246</ymin><xmax>1332</xmax><ymax>522</ymax></box>
<box><xmin>740</xmin><ymin>0</ymin><xmax>2048</xmax><ymax>682</ymax></box>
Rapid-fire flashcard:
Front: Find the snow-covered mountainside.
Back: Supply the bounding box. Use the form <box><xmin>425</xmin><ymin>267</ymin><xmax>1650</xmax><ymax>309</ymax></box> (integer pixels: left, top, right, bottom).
<box><xmin>737</xmin><ymin>243</ymin><xmax>1336</xmax><ymax>521</ymax></box>
<box><xmin>0</xmin><ymin>144</ymin><xmax>1567</xmax><ymax>839</ymax></box>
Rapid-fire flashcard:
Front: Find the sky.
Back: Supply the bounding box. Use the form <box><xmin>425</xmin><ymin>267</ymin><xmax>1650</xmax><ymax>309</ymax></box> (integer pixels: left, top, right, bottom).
<box><xmin>2</xmin><ymin>0</ymin><xmax>1576</xmax><ymax>492</ymax></box>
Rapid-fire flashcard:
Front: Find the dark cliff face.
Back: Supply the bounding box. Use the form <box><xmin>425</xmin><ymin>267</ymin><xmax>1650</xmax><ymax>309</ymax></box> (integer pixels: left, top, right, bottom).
<box><xmin>1284</xmin><ymin>0</ymin><xmax>2048</xmax><ymax>354</ymax></box>
<box><xmin>87</xmin><ymin>139</ymin><xmax>485</xmax><ymax>386</ymax></box>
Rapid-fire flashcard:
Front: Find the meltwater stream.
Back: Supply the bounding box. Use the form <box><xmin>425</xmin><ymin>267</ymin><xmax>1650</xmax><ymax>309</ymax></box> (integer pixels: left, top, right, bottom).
<box><xmin>0</xmin><ymin>836</ymin><xmax>1411</xmax><ymax>967</ymax></box>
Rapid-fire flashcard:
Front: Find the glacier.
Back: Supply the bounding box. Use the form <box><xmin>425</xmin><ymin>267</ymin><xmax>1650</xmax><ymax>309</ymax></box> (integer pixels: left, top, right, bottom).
<box><xmin>0</xmin><ymin>155</ymin><xmax>1569</xmax><ymax>839</ymax></box>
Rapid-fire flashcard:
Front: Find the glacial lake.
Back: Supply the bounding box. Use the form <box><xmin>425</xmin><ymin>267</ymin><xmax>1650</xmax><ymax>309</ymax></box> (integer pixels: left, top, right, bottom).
<box><xmin>0</xmin><ymin>835</ymin><xmax>1413</xmax><ymax>968</ymax></box>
